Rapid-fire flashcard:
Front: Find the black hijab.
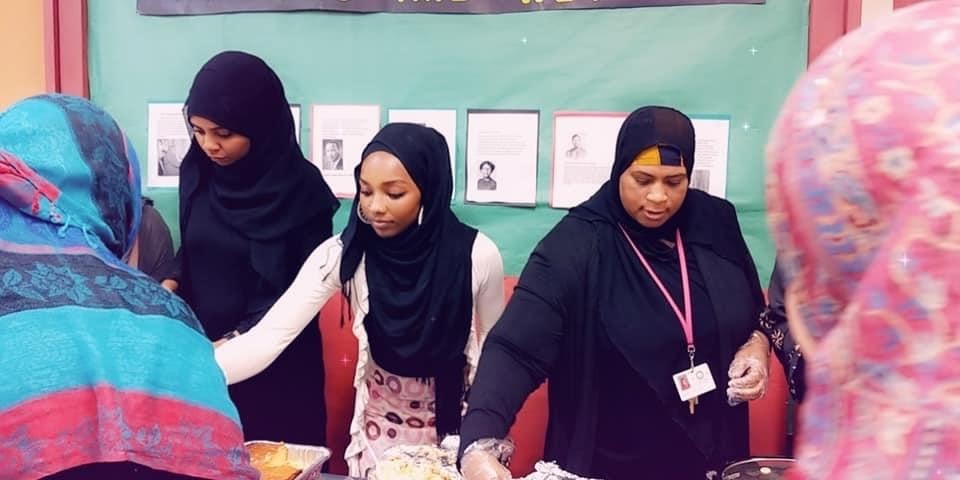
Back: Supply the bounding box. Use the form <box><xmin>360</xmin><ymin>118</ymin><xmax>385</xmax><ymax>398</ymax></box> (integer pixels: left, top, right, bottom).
<box><xmin>339</xmin><ymin>123</ymin><xmax>479</xmax><ymax>438</ymax></box>
<box><xmin>572</xmin><ymin>106</ymin><xmax>753</xmax><ymax>263</ymax></box>
<box><xmin>179</xmin><ymin>51</ymin><xmax>339</xmax><ymax>289</ymax></box>
<box><xmin>573</xmin><ymin>105</ymin><xmax>696</xmax><ymax>242</ymax></box>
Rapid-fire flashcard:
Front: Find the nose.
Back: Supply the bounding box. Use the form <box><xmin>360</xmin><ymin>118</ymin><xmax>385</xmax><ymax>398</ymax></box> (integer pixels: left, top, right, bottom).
<box><xmin>199</xmin><ymin>135</ymin><xmax>219</xmax><ymax>154</ymax></box>
<box><xmin>646</xmin><ymin>184</ymin><xmax>668</xmax><ymax>204</ymax></box>
<box><xmin>368</xmin><ymin>194</ymin><xmax>387</xmax><ymax>215</ymax></box>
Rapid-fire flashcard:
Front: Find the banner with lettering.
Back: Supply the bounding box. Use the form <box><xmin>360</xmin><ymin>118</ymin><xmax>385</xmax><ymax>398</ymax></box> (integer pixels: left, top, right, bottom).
<box><xmin>138</xmin><ymin>0</ymin><xmax>763</xmax><ymax>16</ymax></box>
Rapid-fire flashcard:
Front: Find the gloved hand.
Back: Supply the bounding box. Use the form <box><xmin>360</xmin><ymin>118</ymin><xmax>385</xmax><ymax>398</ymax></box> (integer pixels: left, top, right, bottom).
<box><xmin>461</xmin><ymin>449</ymin><xmax>512</xmax><ymax>480</ymax></box>
<box><xmin>727</xmin><ymin>331</ymin><xmax>770</xmax><ymax>406</ymax></box>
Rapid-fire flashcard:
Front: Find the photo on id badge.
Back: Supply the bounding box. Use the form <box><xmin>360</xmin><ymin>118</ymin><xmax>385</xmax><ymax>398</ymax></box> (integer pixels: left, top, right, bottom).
<box><xmin>673</xmin><ymin>363</ymin><xmax>716</xmax><ymax>402</ymax></box>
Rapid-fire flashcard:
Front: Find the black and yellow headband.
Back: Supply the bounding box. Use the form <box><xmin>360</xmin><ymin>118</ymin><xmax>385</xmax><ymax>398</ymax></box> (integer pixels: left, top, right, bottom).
<box><xmin>631</xmin><ymin>144</ymin><xmax>685</xmax><ymax>167</ymax></box>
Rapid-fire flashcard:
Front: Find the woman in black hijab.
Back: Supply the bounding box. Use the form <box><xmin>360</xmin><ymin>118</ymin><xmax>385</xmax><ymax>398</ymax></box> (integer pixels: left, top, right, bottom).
<box><xmin>214</xmin><ymin>123</ymin><xmax>505</xmax><ymax>477</ymax></box>
<box><xmin>459</xmin><ymin>106</ymin><xmax>771</xmax><ymax>480</ymax></box>
<box><xmin>162</xmin><ymin>51</ymin><xmax>339</xmax><ymax>446</ymax></box>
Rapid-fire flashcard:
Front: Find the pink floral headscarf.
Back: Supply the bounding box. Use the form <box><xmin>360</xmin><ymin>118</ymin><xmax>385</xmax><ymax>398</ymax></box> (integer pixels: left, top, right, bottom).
<box><xmin>766</xmin><ymin>2</ymin><xmax>960</xmax><ymax>478</ymax></box>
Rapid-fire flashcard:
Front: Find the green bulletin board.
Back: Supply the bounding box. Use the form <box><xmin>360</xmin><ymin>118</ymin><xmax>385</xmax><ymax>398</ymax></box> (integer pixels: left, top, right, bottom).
<box><xmin>88</xmin><ymin>0</ymin><xmax>809</xmax><ymax>280</ymax></box>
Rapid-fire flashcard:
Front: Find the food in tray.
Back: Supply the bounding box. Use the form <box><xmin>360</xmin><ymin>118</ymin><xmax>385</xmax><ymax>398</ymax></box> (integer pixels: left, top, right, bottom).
<box><xmin>247</xmin><ymin>442</ymin><xmax>303</xmax><ymax>480</ymax></box>
<box><xmin>521</xmin><ymin>461</ymin><xmax>601</xmax><ymax>480</ymax></box>
<box><xmin>371</xmin><ymin>444</ymin><xmax>461</xmax><ymax>480</ymax></box>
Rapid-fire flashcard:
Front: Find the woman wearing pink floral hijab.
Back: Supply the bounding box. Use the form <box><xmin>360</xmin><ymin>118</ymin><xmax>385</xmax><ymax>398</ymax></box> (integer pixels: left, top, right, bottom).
<box><xmin>766</xmin><ymin>2</ymin><xmax>960</xmax><ymax>478</ymax></box>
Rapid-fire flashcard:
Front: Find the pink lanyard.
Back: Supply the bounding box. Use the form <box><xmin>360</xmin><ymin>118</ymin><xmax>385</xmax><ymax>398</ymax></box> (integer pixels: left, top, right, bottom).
<box><xmin>618</xmin><ymin>224</ymin><xmax>696</xmax><ymax>366</ymax></box>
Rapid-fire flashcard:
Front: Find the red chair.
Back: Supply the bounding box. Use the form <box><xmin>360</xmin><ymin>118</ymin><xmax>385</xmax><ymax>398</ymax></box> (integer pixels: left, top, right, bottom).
<box><xmin>319</xmin><ymin>293</ymin><xmax>358</xmax><ymax>475</ymax></box>
<box><xmin>748</xmin><ymin>354</ymin><xmax>789</xmax><ymax>456</ymax></box>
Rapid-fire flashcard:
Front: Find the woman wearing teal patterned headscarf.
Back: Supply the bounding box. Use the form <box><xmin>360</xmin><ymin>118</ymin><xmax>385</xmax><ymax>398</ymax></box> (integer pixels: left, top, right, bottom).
<box><xmin>0</xmin><ymin>94</ymin><xmax>257</xmax><ymax>479</ymax></box>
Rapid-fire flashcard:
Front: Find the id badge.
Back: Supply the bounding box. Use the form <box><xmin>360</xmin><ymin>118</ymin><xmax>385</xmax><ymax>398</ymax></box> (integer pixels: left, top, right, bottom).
<box><xmin>672</xmin><ymin>363</ymin><xmax>717</xmax><ymax>402</ymax></box>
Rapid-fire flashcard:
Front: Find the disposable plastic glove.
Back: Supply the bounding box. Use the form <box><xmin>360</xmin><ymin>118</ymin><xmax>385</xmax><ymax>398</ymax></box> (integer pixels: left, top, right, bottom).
<box><xmin>461</xmin><ymin>449</ymin><xmax>512</xmax><ymax>480</ymax></box>
<box><xmin>727</xmin><ymin>331</ymin><xmax>770</xmax><ymax>405</ymax></box>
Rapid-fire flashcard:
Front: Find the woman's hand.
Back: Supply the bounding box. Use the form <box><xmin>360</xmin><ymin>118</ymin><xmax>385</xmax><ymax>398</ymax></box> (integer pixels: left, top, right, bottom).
<box><xmin>461</xmin><ymin>450</ymin><xmax>512</xmax><ymax>480</ymax></box>
<box><xmin>726</xmin><ymin>330</ymin><xmax>770</xmax><ymax>405</ymax></box>
<box><xmin>160</xmin><ymin>279</ymin><xmax>178</xmax><ymax>292</ymax></box>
